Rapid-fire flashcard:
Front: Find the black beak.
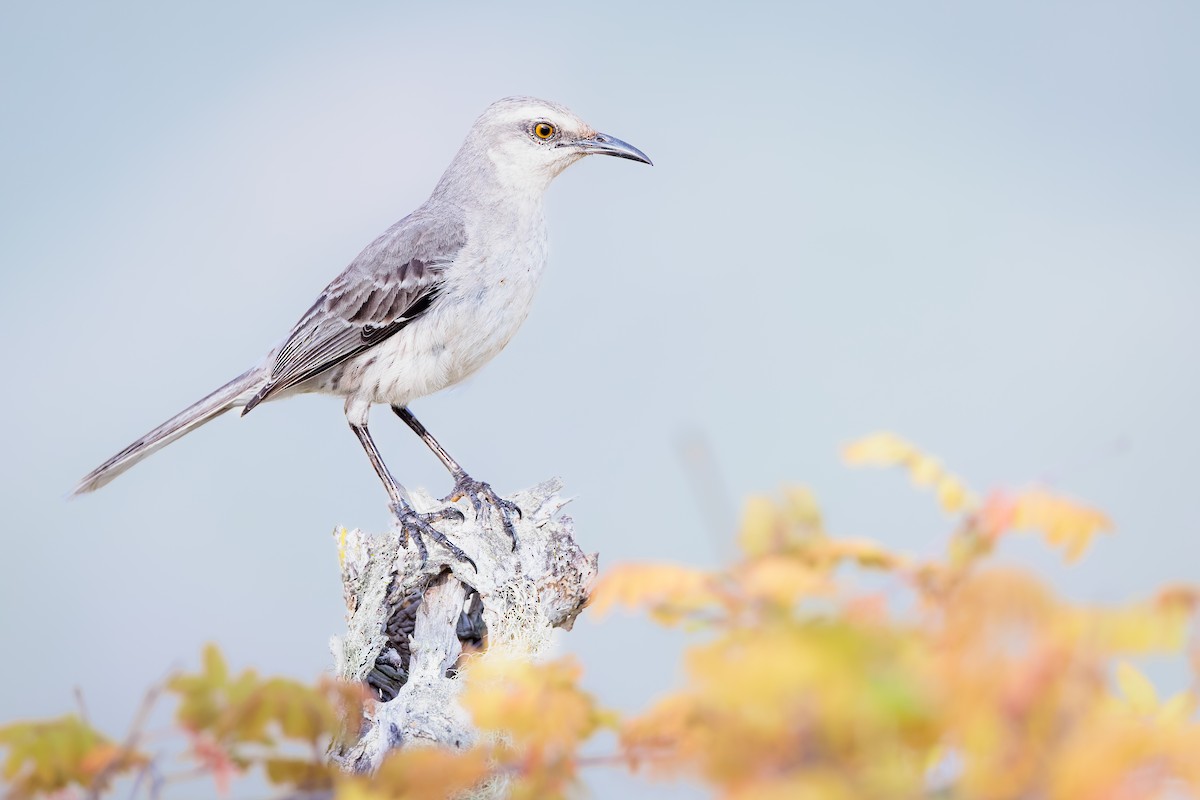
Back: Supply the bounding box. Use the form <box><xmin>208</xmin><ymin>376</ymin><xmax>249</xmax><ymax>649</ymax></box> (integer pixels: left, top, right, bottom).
<box><xmin>564</xmin><ymin>132</ymin><xmax>653</xmax><ymax>165</ymax></box>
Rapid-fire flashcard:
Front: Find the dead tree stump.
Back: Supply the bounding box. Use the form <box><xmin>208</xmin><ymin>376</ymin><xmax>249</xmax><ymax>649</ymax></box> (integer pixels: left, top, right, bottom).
<box><xmin>328</xmin><ymin>479</ymin><xmax>597</xmax><ymax>774</ymax></box>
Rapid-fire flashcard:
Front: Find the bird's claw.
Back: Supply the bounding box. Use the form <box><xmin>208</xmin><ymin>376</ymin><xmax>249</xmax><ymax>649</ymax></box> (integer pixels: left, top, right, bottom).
<box><xmin>443</xmin><ymin>474</ymin><xmax>521</xmax><ymax>550</ymax></box>
<box><xmin>390</xmin><ymin>502</ymin><xmax>476</xmax><ymax>572</ymax></box>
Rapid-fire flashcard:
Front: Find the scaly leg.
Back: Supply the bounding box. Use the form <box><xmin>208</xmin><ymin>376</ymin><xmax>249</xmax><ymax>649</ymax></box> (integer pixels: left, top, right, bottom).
<box><xmin>391</xmin><ymin>406</ymin><xmax>520</xmax><ymax>550</ymax></box>
<box><xmin>349</xmin><ymin>419</ymin><xmax>475</xmax><ymax>570</ymax></box>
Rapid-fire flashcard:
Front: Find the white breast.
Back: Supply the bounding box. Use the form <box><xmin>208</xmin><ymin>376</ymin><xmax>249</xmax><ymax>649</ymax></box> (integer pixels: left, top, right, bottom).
<box><xmin>332</xmin><ymin>203</ymin><xmax>549</xmax><ymax>409</ymax></box>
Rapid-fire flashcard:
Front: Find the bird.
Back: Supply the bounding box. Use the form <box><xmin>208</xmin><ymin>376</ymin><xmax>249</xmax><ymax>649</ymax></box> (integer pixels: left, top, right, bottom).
<box><xmin>73</xmin><ymin>96</ymin><xmax>652</xmax><ymax>567</ymax></box>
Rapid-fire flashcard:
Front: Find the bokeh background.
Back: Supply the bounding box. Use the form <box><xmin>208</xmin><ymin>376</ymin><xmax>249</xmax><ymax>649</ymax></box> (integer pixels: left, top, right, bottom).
<box><xmin>2</xmin><ymin>1</ymin><xmax>1197</xmax><ymax>796</ymax></box>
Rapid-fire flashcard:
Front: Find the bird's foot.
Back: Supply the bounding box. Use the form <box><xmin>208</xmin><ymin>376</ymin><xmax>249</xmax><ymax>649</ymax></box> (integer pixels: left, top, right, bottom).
<box><xmin>390</xmin><ymin>502</ymin><xmax>476</xmax><ymax>572</ymax></box>
<box><xmin>443</xmin><ymin>474</ymin><xmax>521</xmax><ymax>550</ymax></box>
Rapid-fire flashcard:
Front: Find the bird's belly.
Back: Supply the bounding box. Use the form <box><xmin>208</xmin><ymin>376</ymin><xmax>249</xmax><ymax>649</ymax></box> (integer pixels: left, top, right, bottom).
<box><xmin>337</xmin><ymin>270</ymin><xmax>540</xmax><ymax>407</ymax></box>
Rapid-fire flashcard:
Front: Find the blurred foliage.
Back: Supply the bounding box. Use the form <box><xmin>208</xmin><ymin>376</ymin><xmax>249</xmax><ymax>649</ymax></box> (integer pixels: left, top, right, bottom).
<box><xmin>4</xmin><ymin>433</ymin><xmax>1200</xmax><ymax>799</ymax></box>
<box><xmin>0</xmin><ymin>715</ymin><xmax>144</xmax><ymax>798</ymax></box>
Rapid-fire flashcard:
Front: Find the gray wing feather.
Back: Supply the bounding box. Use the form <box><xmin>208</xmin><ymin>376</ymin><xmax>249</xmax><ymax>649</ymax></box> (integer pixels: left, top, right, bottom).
<box><xmin>243</xmin><ymin>211</ymin><xmax>465</xmax><ymax>412</ymax></box>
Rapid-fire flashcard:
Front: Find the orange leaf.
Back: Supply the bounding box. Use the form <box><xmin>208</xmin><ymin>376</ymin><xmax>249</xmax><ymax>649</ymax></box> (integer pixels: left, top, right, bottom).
<box><xmin>589</xmin><ymin>563</ymin><xmax>721</xmax><ymax>623</ymax></box>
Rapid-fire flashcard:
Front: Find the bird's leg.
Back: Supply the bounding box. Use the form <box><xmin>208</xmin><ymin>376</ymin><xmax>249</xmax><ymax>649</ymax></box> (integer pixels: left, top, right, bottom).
<box><xmin>391</xmin><ymin>406</ymin><xmax>520</xmax><ymax>550</ymax></box>
<box><xmin>348</xmin><ymin>420</ymin><xmax>475</xmax><ymax>570</ymax></box>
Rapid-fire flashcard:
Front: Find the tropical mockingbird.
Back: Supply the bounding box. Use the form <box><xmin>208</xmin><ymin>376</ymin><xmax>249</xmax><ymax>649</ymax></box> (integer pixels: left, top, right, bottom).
<box><xmin>74</xmin><ymin>96</ymin><xmax>652</xmax><ymax>567</ymax></box>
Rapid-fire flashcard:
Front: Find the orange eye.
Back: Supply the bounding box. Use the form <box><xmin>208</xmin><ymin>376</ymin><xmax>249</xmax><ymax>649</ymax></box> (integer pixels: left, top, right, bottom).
<box><xmin>533</xmin><ymin>122</ymin><xmax>556</xmax><ymax>140</ymax></box>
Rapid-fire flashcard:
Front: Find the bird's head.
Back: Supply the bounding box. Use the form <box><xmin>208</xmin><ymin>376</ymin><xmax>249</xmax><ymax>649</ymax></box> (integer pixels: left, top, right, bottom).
<box><xmin>456</xmin><ymin>96</ymin><xmax>652</xmax><ymax>192</ymax></box>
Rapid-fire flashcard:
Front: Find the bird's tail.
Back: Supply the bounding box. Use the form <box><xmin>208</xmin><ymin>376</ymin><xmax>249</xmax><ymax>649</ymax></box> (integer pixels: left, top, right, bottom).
<box><xmin>72</xmin><ymin>367</ymin><xmax>264</xmax><ymax>496</ymax></box>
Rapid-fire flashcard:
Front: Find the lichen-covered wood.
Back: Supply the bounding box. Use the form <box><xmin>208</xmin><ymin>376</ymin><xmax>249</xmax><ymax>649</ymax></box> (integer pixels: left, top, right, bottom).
<box><xmin>329</xmin><ymin>479</ymin><xmax>596</xmax><ymax>774</ymax></box>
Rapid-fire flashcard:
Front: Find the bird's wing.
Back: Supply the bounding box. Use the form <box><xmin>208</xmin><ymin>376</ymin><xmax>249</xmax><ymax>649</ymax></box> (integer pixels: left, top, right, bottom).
<box><xmin>243</xmin><ymin>214</ymin><xmax>465</xmax><ymax>412</ymax></box>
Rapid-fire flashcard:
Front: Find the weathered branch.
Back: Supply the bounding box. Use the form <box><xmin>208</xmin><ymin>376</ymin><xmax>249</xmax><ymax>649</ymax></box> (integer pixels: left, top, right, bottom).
<box><xmin>328</xmin><ymin>478</ymin><xmax>597</xmax><ymax>774</ymax></box>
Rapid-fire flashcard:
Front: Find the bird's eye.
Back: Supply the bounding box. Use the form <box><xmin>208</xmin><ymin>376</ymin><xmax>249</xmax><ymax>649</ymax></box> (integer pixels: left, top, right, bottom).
<box><xmin>533</xmin><ymin>122</ymin><xmax>556</xmax><ymax>140</ymax></box>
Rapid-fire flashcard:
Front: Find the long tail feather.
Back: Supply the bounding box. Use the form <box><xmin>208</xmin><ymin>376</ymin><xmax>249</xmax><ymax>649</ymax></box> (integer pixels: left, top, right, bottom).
<box><xmin>72</xmin><ymin>368</ymin><xmax>263</xmax><ymax>495</ymax></box>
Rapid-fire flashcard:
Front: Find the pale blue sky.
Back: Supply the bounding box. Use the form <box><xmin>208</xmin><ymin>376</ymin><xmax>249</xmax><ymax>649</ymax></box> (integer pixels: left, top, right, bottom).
<box><xmin>2</xmin><ymin>2</ymin><xmax>1198</xmax><ymax>797</ymax></box>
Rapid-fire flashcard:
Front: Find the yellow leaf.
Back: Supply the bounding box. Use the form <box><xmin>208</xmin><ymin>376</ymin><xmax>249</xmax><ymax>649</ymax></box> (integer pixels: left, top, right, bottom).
<box><xmin>1115</xmin><ymin>661</ymin><xmax>1158</xmax><ymax>715</ymax></box>
<box><xmin>264</xmin><ymin>757</ymin><xmax>333</xmax><ymax>790</ymax></box>
<box><xmin>845</xmin><ymin>433</ymin><xmax>977</xmax><ymax>514</ymax></box>
<box><xmin>909</xmin><ymin>454</ymin><xmax>942</xmax><ymax>487</ymax></box>
<box><xmin>589</xmin><ymin>563</ymin><xmax>720</xmax><ymax>623</ymax></box>
<box><xmin>843</xmin><ymin>432</ymin><xmax>914</xmax><ymax>467</ymax></box>
<box><xmin>203</xmin><ymin>643</ymin><xmax>229</xmax><ymax>684</ymax></box>
<box><xmin>462</xmin><ymin>655</ymin><xmax>599</xmax><ymax>752</ymax></box>
<box><xmin>738</xmin><ymin>488</ymin><xmax>827</xmax><ymax>557</ymax></box>
<box><xmin>736</xmin><ymin>556</ymin><xmax>828</xmax><ymax>607</ymax></box>
<box><xmin>1010</xmin><ymin>490</ymin><xmax>1111</xmax><ymax>562</ymax></box>
<box><xmin>0</xmin><ymin>715</ymin><xmax>144</xmax><ymax>797</ymax></box>
<box><xmin>738</xmin><ymin>495</ymin><xmax>785</xmax><ymax>557</ymax></box>
<box><xmin>1067</xmin><ymin>604</ymin><xmax>1189</xmax><ymax>654</ymax></box>
<box><xmin>1157</xmin><ymin>692</ymin><xmax>1194</xmax><ymax>725</ymax></box>
<box><xmin>781</xmin><ymin>486</ymin><xmax>824</xmax><ymax>533</ymax></box>
<box><xmin>825</xmin><ymin>538</ymin><xmax>905</xmax><ymax>570</ymax></box>
<box><xmin>342</xmin><ymin>747</ymin><xmax>491</xmax><ymax>799</ymax></box>
<box><xmin>936</xmin><ymin>476</ymin><xmax>969</xmax><ymax>513</ymax></box>
<box><xmin>728</xmin><ymin>773</ymin><xmax>857</xmax><ymax>800</ymax></box>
